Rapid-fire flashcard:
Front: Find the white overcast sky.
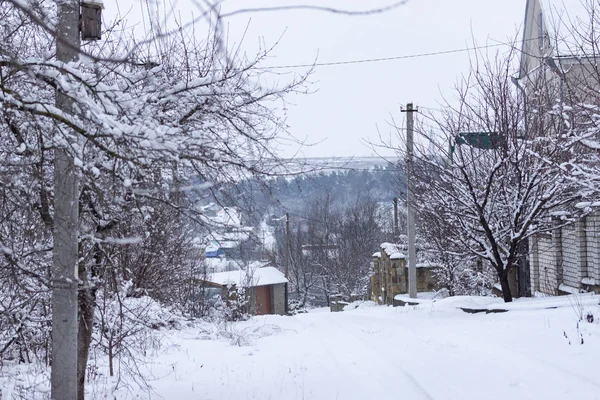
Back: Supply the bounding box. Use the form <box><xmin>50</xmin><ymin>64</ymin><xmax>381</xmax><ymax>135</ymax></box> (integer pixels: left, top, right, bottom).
<box><xmin>104</xmin><ymin>0</ymin><xmax>526</xmax><ymax>158</ymax></box>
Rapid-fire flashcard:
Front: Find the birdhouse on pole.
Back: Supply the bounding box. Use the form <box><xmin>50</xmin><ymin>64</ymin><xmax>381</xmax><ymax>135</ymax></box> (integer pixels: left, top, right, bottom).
<box><xmin>80</xmin><ymin>0</ymin><xmax>104</xmax><ymax>41</ymax></box>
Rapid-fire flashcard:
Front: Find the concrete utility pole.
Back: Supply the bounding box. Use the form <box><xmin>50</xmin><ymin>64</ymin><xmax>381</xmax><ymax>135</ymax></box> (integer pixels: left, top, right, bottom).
<box><xmin>403</xmin><ymin>103</ymin><xmax>418</xmax><ymax>299</ymax></box>
<box><xmin>284</xmin><ymin>212</ymin><xmax>290</xmax><ymax>279</ymax></box>
<box><xmin>284</xmin><ymin>212</ymin><xmax>290</xmax><ymax>312</ymax></box>
<box><xmin>393</xmin><ymin>197</ymin><xmax>399</xmax><ymax>237</ymax></box>
<box><xmin>52</xmin><ymin>1</ymin><xmax>80</xmax><ymax>398</ymax></box>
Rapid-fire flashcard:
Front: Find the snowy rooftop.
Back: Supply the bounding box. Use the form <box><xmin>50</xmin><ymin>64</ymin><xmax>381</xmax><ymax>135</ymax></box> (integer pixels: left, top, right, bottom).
<box><xmin>208</xmin><ymin>264</ymin><xmax>288</xmax><ymax>288</ymax></box>
<box><xmin>390</xmin><ymin>252</ymin><xmax>406</xmax><ymax>260</ymax></box>
<box><xmin>202</xmin><ymin>258</ymin><xmax>243</xmax><ymax>273</ymax></box>
<box><xmin>415</xmin><ymin>262</ymin><xmax>442</xmax><ymax>269</ymax></box>
<box><xmin>380</xmin><ymin>242</ymin><xmax>406</xmax><ymax>259</ymax></box>
<box><xmin>200</xmin><ymin>206</ymin><xmax>242</xmax><ymax>228</ymax></box>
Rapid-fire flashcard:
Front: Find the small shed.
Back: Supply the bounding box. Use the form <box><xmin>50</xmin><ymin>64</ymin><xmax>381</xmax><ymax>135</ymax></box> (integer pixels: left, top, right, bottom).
<box><xmin>205</xmin><ymin>264</ymin><xmax>288</xmax><ymax>315</ymax></box>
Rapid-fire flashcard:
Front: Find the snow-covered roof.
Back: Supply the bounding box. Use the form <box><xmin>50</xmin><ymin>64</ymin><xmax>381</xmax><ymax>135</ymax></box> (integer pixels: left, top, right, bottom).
<box><xmin>390</xmin><ymin>252</ymin><xmax>406</xmax><ymax>260</ymax></box>
<box><xmin>200</xmin><ymin>206</ymin><xmax>242</xmax><ymax>228</ymax></box>
<box><xmin>219</xmin><ymin>241</ymin><xmax>237</xmax><ymax>249</ymax></box>
<box><xmin>205</xmin><ymin>243</ymin><xmax>219</xmax><ymax>253</ymax></box>
<box><xmin>202</xmin><ymin>258</ymin><xmax>242</xmax><ymax>273</ymax></box>
<box><xmin>372</xmin><ymin>252</ymin><xmax>381</xmax><ymax>258</ymax></box>
<box><xmin>415</xmin><ymin>262</ymin><xmax>442</xmax><ymax>269</ymax></box>
<box><xmin>380</xmin><ymin>242</ymin><xmax>406</xmax><ymax>259</ymax></box>
<box><xmin>208</xmin><ymin>264</ymin><xmax>288</xmax><ymax>287</ymax></box>
<box><xmin>214</xmin><ymin>207</ymin><xmax>241</xmax><ymax>227</ymax></box>
<box><xmin>205</xmin><ymin>238</ymin><xmax>238</xmax><ymax>251</ymax></box>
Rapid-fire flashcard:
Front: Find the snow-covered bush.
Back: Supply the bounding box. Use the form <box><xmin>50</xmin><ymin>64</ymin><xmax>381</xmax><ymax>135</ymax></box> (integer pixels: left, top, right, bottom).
<box><xmin>92</xmin><ymin>282</ymin><xmax>187</xmax><ymax>383</ymax></box>
<box><xmin>219</xmin><ymin>286</ymin><xmax>250</xmax><ymax>322</ymax></box>
<box><xmin>0</xmin><ymin>290</ymin><xmax>51</xmax><ymax>365</ymax></box>
<box><xmin>198</xmin><ymin>320</ymin><xmax>282</xmax><ymax>347</ymax></box>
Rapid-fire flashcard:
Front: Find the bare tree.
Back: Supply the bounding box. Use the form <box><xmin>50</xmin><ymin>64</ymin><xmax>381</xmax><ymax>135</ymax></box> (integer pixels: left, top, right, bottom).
<box><xmin>387</xmin><ymin>47</ymin><xmax>581</xmax><ymax>302</ymax></box>
<box><xmin>0</xmin><ymin>0</ymin><xmax>410</xmax><ymax>396</ymax></box>
<box><xmin>272</xmin><ymin>191</ymin><xmax>389</xmax><ymax>306</ymax></box>
<box><xmin>0</xmin><ymin>1</ymin><xmax>310</xmax><ymax>396</ymax></box>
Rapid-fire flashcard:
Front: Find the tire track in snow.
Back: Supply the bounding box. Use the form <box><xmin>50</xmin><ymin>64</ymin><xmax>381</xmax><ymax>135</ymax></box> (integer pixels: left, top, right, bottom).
<box><xmin>293</xmin><ymin>315</ymin><xmax>403</xmax><ymax>399</ymax></box>
<box><xmin>298</xmin><ymin>313</ymin><xmax>438</xmax><ymax>400</ymax></box>
<box><xmin>331</xmin><ymin>309</ymin><xmax>600</xmax><ymax>397</ymax></box>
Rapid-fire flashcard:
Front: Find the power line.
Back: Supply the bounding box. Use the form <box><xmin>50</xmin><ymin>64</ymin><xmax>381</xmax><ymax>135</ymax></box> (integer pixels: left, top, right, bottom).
<box><xmin>257</xmin><ymin>40</ymin><xmax>523</xmax><ymax>70</ymax></box>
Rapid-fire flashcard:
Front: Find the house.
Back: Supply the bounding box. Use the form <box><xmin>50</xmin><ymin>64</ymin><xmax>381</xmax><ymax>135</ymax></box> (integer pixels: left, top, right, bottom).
<box><xmin>529</xmin><ymin>211</ymin><xmax>600</xmax><ymax>295</ymax></box>
<box><xmin>202</xmin><ymin>262</ymin><xmax>288</xmax><ymax>315</ymax></box>
<box><xmin>204</xmin><ymin>239</ymin><xmax>238</xmax><ymax>258</ymax></box>
<box><xmin>200</xmin><ymin>204</ymin><xmax>259</xmax><ymax>260</ymax></box>
<box><xmin>517</xmin><ymin>0</ymin><xmax>600</xmax><ymax>120</ymax></box>
<box><xmin>370</xmin><ymin>243</ymin><xmax>440</xmax><ymax>305</ymax></box>
<box><xmin>518</xmin><ymin>0</ymin><xmax>600</xmax><ymax>295</ymax></box>
<box><xmin>518</xmin><ymin>0</ymin><xmax>591</xmax><ymax>80</ymax></box>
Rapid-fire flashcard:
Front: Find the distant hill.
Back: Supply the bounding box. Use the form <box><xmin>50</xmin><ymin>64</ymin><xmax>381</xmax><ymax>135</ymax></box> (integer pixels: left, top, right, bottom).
<box><xmin>276</xmin><ymin>156</ymin><xmax>400</xmax><ymax>176</ymax></box>
<box><xmin>205</xmin><ymin>157</ymin><xmax>404</xmax><ymax>226</ymax></box>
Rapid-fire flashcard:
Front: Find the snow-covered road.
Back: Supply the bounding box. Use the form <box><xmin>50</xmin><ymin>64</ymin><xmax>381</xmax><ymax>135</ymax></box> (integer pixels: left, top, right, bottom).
<box><xmin>110</xmin><ymin>298</ymin><xmax>600</xmax><ymax>400</ymax></box>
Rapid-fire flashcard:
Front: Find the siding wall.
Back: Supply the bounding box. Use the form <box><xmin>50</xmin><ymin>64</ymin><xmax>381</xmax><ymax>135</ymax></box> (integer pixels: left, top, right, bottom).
<box><xmin>536</xmin><ymin>235</ymin><xmax>559</xmax><ymax>295</ymax></box>
<box><xmin>586</xmin><ymin>213</ymin><xmax>600</xmax><ymax>282</ymax></box>
<box><xmin>561</xmin><ymin>224</ymin><xmax>581</xmax><ymax>288</ymax></box>
<box><xmin>531</xmin><ymin>212</ymin><xmax>600</xmax><ymax>295</ymax></box>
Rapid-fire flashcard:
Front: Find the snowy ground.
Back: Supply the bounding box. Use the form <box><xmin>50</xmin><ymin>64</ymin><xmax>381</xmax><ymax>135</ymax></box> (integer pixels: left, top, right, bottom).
<box><xmin>4</xmin><ymin>295</ymin><xmax>600</xmax><ymax>399</ymax></box>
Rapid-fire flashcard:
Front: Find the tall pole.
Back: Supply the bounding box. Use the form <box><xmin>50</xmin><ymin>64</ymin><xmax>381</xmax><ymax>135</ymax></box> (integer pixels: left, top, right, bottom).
<box><xmin>285</xmin><ymin>213</ymin><xmax>290</xmax><ymax>279</ymax></box>
<box><xmin>404</xmin><ymin>103</ymin><xmax>417</xmax><ymax>299</ymax></box>
<box><xmin>52</xmin><ymin>1</ymin><xmax>80</xmax><ymax>399</ymax></box>
<box><xmin>284</xmin><ymin>213</ymin><xmax>290</xmax><ymax>312</ymax></box>
<box><xmin>393</xmin><ymin>197</ymin><xmax>399</xmax><ymax>237</ymax></box>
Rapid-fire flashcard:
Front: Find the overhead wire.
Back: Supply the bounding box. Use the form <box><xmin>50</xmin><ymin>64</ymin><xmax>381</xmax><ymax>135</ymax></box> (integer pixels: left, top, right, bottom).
<box><xmin>254</xmin><ymin>39</ymin><xmax>526</xmax><ymax>71</ymax></box>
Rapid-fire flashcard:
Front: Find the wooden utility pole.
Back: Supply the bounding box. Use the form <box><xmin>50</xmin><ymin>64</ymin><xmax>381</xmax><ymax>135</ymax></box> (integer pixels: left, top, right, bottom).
<box><xmin>402</xmin><ymin>103</ymin><xmax>418</xmax><ymax>299</ymax></box>
<box><xmin>52</xmin><ymin>1</ymin><xmax>80</xmax><ymax>399</ymax></box>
